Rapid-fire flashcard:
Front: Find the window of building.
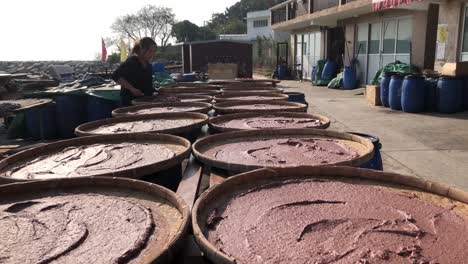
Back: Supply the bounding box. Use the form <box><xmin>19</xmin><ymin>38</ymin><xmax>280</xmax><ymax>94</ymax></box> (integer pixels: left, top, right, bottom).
<box><xmin>356</xmin><ymin>24</ymin><xmax>368</xmax><ymax>55</ymax></box>
<box><xmin>356</xmin><ymin>23</ymin><xmax>368</xmax><ymax>85</ymax></box>
<box><xmin>355</xmin><ymin>17</ymin><xmax>412</xmax><ymax>85</ymax></box>
<box><xmin>383</xmin><ymin>20</ymin><xmax>396</xmax><ymax>54</ymax></box>
<box><xmin>397</xmin><ymin>18</ymin><xmax>412</xmax><ymax>54</ymax></box>
<box><xmin>369</xmin><ymin>22</ymin><xmax>381</xmax><ymax>54</ymax></box>
<box><xmin>461</xmin><ymin>6</ymin><xmax>468</xmax><ymax>61</ymax></box>
<box><xmin>295</xmin><ymin>32</ymin><xmax>321</xmax><ymax>80</ymax></box>
<box><xmin>253</xmin><ymin>19</ymin><xmax>269</xmax><ymax>28</ymax></box>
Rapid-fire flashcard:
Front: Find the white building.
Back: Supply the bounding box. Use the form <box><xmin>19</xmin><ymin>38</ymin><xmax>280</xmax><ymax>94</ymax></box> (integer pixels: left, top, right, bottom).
<box><xmin>219</xmin><ymin>10</ymin><xmax>290</xmax><ymax>42</ymax></box>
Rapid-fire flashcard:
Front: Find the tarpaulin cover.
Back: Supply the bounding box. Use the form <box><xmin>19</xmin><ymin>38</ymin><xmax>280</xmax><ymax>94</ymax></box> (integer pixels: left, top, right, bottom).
<box><xmin>153</xmin><ymin>72</ymin><xmax>176</xmax><ymax>87</ymax></box>
<box><xmin>371</xmin><ymin>61</ymin><xmax>420</xmax><ymax>85</ymax></box>
<box><xmin>313</xmin><ymin>60</ymin><xmax>331</xmax><ymax>86</ymax></box>
<box><xmin>328</xmin><ymin>72</ymin><xmax>344</xmax><ymax>89</ymax></box>
<box><xmin>86</xmin><ymin>89</ymin><xmax>121</xmax><ymax>102</ymax></box>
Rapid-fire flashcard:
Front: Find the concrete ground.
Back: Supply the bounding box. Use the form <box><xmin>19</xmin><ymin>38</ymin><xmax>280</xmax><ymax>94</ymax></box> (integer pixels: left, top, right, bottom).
<box><xmin>279</xmin><ymin>79</ymin><xmax>468</xmax><ymax>191</ymax></box>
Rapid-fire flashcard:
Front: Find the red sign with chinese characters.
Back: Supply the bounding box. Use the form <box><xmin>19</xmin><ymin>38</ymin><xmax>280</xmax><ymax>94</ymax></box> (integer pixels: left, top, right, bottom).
<box><xmin>372</xmin><ymin>0</ymin><xmax>424</xmax><ymax>11</ymax></box>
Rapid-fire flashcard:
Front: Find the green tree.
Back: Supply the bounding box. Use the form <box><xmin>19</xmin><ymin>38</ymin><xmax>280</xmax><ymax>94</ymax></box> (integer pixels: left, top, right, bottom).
<box><xmin>156</xmin><ymin>44</ymin><xmax>181</xmax><ymax>63</ymax></box>
<box><xmin>172</xmin><ymin>20</ymin><xmax>217</xmax><ymax>42</ymax></box>
<box><xmin>226</xmin><ymin>20</ymin><xmax>247</xmax><ymax>34</ymax></box>
<box><xmin>172</xmin><ymin>20</ymin><xmax>201</xmax><ymax>42</ymax></box>
<box><xmin>257</xmin><ymin>36</ymin><xmax>264</xmax><ymax>59</ymax></box>
<box><xmin>107</xmin><ymin>53</ymin><xmax>121</xmax><ymax>65</ymax></box>
<box><xmin>198</xmin><ymin>26</ymin><xmax>217</xmax><ymax>41</ymax></box>
<box><xmin>111</xmin><ymin>5</ymin><xmax>175</xmax><ymax>46</ymax></box>
<box><xmin>208</xmin><ymin>0</ymin><xmax>286</xmax><ymax>34</ymax></box>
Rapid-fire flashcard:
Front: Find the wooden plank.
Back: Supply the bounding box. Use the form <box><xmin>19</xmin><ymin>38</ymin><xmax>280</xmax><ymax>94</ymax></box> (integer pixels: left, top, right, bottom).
<box><xmin>12</xmin><ymin>99</ymin><xmax>52</xmax><ymax>113</ymax></box>
<box><xmin>0</xmin><ymin>99</ymin><xmax>52</xmax><ymax>116</ymax></box>
<box><xmin>176</xmin><ymin>155</ymin><xmax>202</xmax><ymax>210</ymax></box>
<box><xmin>174</xmin><ymin>235</ymin><xmax>205</xmax><ymax>264</ymax></box>
<box><xmin>0</xmin><ymin>145</ymin><xmax>19</xmax><ymax>149</ymax></box>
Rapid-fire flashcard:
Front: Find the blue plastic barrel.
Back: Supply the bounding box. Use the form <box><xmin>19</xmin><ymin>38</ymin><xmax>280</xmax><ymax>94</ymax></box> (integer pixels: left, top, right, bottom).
<box><xmin>25</xmin><ymin>103</ymin><xmax>57</xmax><ymax>140</ymax></box>
<box><xmin>55</xmin><ymin>95</ymin><xmax>87</xmax><ymax>138</ymax></box>
<box><xmin>284</xmin><ymin>92</ymin><xmax>306</xmax><ymax>104</ymax></box>
<box><xmin>437</xmin><ymin>77</ymin><xmax>464</xmax><ymax>114</ymax></box>
<box><xmin>321</xmin><ymin>60</ymin><xmax>337</xmax><ymax>80</ymax></box>
<box><xmin>464</xmin><ymin>77</ymin><xmax>468</xmax><ymax>110</ymax></box>
<box><xmin>277</xmin><ymin>65</ymin><xmax>286</xmax><ymax>79</ymax></box>
<box><xmin>343</xmin><ymin>66</ymin><xmax>357</xmax><ymax>90</ymax></box>
<box><xmin>402</xmin><ymin>75</ymin><xmax>426</xmax><ymax>113</ymax></box>
<box><xmin>152</xmin><ymin>63</ymin><xmax>165</xmax><ymax>74</ymax></box>
<box><xmin>389</xmin><ymin>75</ymin><xmax>404</xmax><ymax>110</ymax></box>
<box><xmin>348</xmin><ymin>132</ymin><xmax>383</xmax><ymax>171</ymax></box>
<box><xmin>311</xmin><ymin>66</ymin><xmax>317</xmax><ymax>84</ymax></box>
<box><xmin>380</xmin><ymin>73</ymin><xmax>391</xmax><ymax>107</ymax></box>
<box><xmin>87</xmin><ymin>96</ymin><xmax>117</xmax><ymax>122</ymax></box>
<box><xmin>425</xmin><ymin>78</ymin><xmax>438</xmax><ymax>112</ymax></box>
<box><xmin>183</xmin><ymin>73</ymin><xmax>197</xmax><ymax>82</ymax></box>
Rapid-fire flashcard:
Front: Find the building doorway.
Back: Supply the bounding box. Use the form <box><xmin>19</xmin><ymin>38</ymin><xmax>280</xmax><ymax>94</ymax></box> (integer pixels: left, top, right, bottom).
<box><xmin>295</xmin><ymin>31</ymin><xmax>322</xmax><ymax>80</ymax></box>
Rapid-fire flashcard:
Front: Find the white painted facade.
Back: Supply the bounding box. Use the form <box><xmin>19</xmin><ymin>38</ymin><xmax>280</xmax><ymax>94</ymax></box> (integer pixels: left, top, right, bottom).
<box><xmin>220</xmin><ymin>10</ymin><xmax>290</xmax><ymax>42</ymax></box>
<box><xmin>219</xmin><ymin>34</ymin><xmax>249</xmax><ymax>41</ymax></box>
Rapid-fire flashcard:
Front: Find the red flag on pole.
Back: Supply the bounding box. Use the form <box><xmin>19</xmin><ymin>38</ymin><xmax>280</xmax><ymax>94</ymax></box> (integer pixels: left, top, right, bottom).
<box><xmin>101</xmin><ymin>38</ymin><xmax>107</xmax><ymax>63</ymax></box>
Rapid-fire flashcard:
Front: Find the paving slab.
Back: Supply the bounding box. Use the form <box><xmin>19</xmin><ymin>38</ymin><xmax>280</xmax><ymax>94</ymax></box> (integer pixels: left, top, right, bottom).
<box><xmin>278</xmin><ymin>80</ymin><xmax>468</xmax><ymax>191</ymax></box>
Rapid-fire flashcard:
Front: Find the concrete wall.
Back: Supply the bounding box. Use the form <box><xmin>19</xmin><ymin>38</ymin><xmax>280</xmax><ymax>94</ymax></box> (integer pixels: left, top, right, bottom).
<box><xmin>291</xmin><ymin>25</ymin><xmax>326</xmax><ymax>59</ymax></box>
<box><xmin>247</xmin><ymin>15</ymin><xmax>274</xmax><ymax>40</ymax></box>
<box><xmin>219</xmin><ymin>35</ymin><xmax>249</xmax><ymax>41</ymax></box>
<box><xmin>437</xmin><ymin>0</ymin><xmax>465</xmax><ymax>65</ymax></box>
<box><xmin>246</xmin><ymin>11</ymin><xmax>290</xmax><ymax>41</ymax></box>
<box><xmin>344</xmin><ymin>23</ymin><xmax>356</xmax><ymax>67</ymax></box>
<box><xmin>273</xmin><ymin>30</ymin><xmax>291</xmax><ymax>41</ymax></box>
<box><xmin>424</xmin><ymin>4</ymin><xmax>439</xmax><ymax>69</ymax></box>
<box><xmin>412</xmin><ymin>9</ymin><xmax>430</xmax><ymax>69</ymax></box>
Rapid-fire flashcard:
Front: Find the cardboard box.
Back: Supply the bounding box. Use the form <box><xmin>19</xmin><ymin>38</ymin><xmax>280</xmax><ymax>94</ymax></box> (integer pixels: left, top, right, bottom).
<box><xmin>366</xmin><ymin>85</ymin><xmax>382</xmax><ymax>106</ymax></box>
<box><xmin>208</xmin><ymin>63</ymin><xmax>237</xmax><ymax>80</ymax></box>
<box><xmin>440</xmin><ymin>62</ymin><xmax>468</xmax><ymax>77</ymax></box>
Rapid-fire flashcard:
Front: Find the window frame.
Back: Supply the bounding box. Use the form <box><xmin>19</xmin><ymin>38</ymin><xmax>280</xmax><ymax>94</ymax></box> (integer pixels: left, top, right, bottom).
<box><xmin>460</xmin><ymin>5</ymin><xmax>468</xmax><ymax>61</ymax></box>
<box><xmin>253</xmin><ymin>19</ymin><xmax>269</xmax><ymax>28</ymax></box>
<box><xmin>354</xmin><ymin>16</ymin><xmax>412</xmax><ymax>85</ymax></box>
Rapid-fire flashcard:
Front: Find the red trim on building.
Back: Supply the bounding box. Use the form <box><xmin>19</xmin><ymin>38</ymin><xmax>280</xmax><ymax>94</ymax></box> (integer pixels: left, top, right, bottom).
<box><xmin>372</xmin><ymin>0</ymin><xmax>424</xmax><ymax>11</ymax></box>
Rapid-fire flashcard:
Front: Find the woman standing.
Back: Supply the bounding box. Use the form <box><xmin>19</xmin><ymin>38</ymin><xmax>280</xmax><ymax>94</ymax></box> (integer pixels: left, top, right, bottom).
<box><xmin>112</xmin><ymin>37</ymin><xmax>157</xmax><ymax>106</ymax></box>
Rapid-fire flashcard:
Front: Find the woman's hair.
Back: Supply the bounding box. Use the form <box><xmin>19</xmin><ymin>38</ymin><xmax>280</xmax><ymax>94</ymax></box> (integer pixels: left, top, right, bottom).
<box><xmin>131</xmin><ymin>37</ymin><xmax>157</xmax><ymax>56</ymax></box>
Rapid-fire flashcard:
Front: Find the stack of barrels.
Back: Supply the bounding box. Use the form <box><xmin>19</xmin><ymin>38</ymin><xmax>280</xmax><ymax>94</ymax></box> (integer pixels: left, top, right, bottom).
<box><xmin>380</xmin><ymin>73</ymin><xmax>468</xmax><ymax>114</ymax></box>
<box><xmin>1</xmin><ymin>78</ymin><xmax>468</xmax><ymax>264</ymax></box>
<box><xmin>22</xmin><ymin>89</ymin><xmax>120</xmax><ymax>140</ymax></box>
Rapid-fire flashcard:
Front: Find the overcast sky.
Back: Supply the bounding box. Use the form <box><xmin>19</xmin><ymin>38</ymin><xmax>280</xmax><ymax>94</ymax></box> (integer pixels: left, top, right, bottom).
<box><xmin>0</xmin><ymin>0</ymin><xmax>239</xmax><ymax>61</ymax></box>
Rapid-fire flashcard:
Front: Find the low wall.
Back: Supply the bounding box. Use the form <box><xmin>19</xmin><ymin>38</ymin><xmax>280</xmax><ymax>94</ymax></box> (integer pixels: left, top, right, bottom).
<box><xmin>0</xmin><ymin>61</ymin><xmax>116</xmax><ymax>76</ymax></box>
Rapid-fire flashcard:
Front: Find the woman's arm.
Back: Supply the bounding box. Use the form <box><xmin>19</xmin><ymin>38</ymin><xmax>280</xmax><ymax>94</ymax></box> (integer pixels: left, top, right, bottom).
<box><xmin>116</xmin><ymin>77</ymin><xmax>144</xmax><ymax>97</ymax></box>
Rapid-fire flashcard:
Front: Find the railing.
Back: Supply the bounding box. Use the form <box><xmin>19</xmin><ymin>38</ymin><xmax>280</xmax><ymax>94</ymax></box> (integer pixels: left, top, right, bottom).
<box><xmin>312</xmin><ymin>0</ymin><xmax>340</xmax><ymax>12</ymax></box>
<box><xmin>296</xmin><ymin>0</ymin><xmax>309</xmax><ymax>17</ymax></box>
<box><xmin>271</xmin><ymin>7</ymin><xmax>287</xmax><ymax>25</ymax></box>
<box><xmin>271</xmin><ymin>0</ymin><xmax>352</xmax><ymax>26</ymax></box>
<box><xmin>288</xmin><ymin>2</ymin><xmax>297</xmax><ymax>20</ymax></box>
